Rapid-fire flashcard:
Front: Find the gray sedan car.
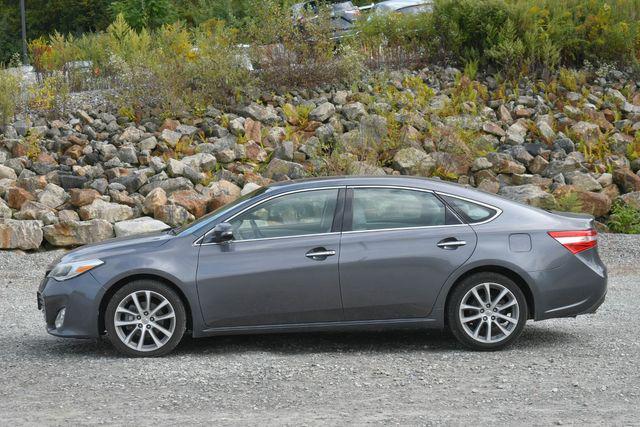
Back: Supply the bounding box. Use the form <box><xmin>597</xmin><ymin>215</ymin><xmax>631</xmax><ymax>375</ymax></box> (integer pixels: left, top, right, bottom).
<box><xmin>38</xmin><ymin>177</ymin><xmax>607</xmax><ymax>357</ymax></box>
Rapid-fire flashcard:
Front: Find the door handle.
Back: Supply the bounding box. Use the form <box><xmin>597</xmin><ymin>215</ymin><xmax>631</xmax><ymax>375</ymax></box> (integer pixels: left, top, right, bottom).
<box><xmin>305</xmin><ymin>248</ymin><xmax>336</xmax><ymax>260</ymax></box>
<box><xmin>437</xmin><ymin>239</ymin><xmax>467</xmax><ymax>249</ymax></box>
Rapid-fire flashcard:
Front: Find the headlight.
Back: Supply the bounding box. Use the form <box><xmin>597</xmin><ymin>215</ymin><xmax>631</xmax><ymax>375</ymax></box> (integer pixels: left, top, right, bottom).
<box><xmin>48</xmin><ymin>259</ymin><xmax>104</xmax><ymax>281</ymax></box>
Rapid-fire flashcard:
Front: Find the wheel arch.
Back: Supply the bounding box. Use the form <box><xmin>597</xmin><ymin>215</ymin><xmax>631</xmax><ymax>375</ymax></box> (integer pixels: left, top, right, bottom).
<box><xmin>98</xmin><ymin>274</ymin><xmax>194</xmax><ymax>336</ymax></box>
<box><xmin>444</xmin><ymin>265</ymin><xmax>535</xmax><ymax>321</ymax></box>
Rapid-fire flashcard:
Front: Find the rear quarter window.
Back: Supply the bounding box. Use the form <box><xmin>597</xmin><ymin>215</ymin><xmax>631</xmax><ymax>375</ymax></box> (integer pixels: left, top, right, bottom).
<box><xmin>441</xmin><ymin>195</ymin><xmax>498</xmax><ymax>224</ymax></box>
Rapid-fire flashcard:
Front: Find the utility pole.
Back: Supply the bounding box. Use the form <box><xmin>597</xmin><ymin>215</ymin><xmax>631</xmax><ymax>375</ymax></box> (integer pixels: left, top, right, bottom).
<box><xmin>20</xmin><ymin>0</ymin><xmax>28</xmax><ymax>65</ymax></box>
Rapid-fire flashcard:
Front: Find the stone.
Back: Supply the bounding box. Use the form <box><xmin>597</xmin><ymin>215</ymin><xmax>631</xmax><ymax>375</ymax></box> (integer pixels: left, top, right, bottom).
<box><xmin>118</xmin><ymin>146</ymin><xmax>138</xmax><ymax>164</ymax></box>
<box><xmin>392</xmin><ymin>148</ymin><xmax>436</xmax><ymax>175</ymax></box>
<box><xmin>482</xmin><ymin>122</ymin><xmax>505</xmax><ymax>138</ymax></box>
<box><xmin>114</xmin><ymin>217</ymin><xmax>170</xmax><ymax>237</ymax></box>
<box><xmin>0</xmin><ymin>219</ymin><xmax>43</xmax><ymax>250</ymax></box>
<box><xmin>58</xmin><ymin>174</ymin><xmax>89</xmax><ymax>190</ymax></box>
<box><xmin>167</xmin><ymin>158</ymin><xmax>185</xmax><ymax>177</ymax></box>
<box><xmin>204</xmin><ymin>180</ymin><xmax>242</xmax><ymax>210</ymax></box>
<box><xmin>69</xmin><ymin>188</ymin><xmax>101</xmax><ymax>207</ymax></box>
<box><xmin>169</xmin><ymin>189</ymin><xmax>209</xmax><ymax>218</ymax></box>
<box><xmin>620</xmin><ymin>192</ymin><xmax>640</xmax><ymax>210</ymax></box>
<box><xmin>613</xmin><ymin>168</ymin><xmax>640</xmax><ymax>193</ymax></box>
<box><xmin>58</xmin><ymin>209</ymin><xmax>79</xmax><ymax>222</ymax></box>
<box><xmin>342</xmin><ymin>102</ymin><xmax>367</xmax><ymax>121</ymax></box>
<box><xmin>244</xmin><ymin>118</ymin><xmax>262</xmax><ymax>143</ymax></box>
<box><xmin>0</xmin><ymin>165</ymin><xmax>17</xmax><ymax>180</ymax></box>
<box><xmin>243</xmin><ymin>103</ymin><xmax>279</xmax><ymax>124</ymax></box>
<box><xmin>553</xmin><ymin>138</ymin><xmax>575</xmax><ymax>153</ymax></box>
<box><xmin>537</xmin><ymin>121</ymin><xmax>556</xmax><ymax>142</ymax></box>
<box><xmin>244</xmin><ymin>141</ymin><xmax>268</xmax><ymax>163</ymax></box>
<box><xmin>471</xmin><ymin>157</ymin><xmax>493</xmax><ymax>172</ymax></box>
<box><xmin>565</xmin><ymin>172</ymin><xmax>602</xmax><ymax>192</ymax></box>
<box><xmin>43</xmin><ymin>219</ymin><xmax>114</xmax><ymax>247</ymax></box>
<box><xmin>161</xmin><ymin>129</ymin><xmax>182</xmax><ymax>147</ymax></box>
<box><xmin>139</xmin><ymin>177</ymin><xmax>193</xmax><ymax>196</ymax></box>
<box><xmin>0</xmin><ymin>198</ymin><xmax>10</xmax><ymax>218</ymax></box>
<box><xmin>505</xmin><ymin>122</ymin><xmax>527</xmax><ymax>145</ymax></box>
<box><xmin>6</xmin><ymin>187</ymin><xmax>34</xmax><ymax>209</ymax></box>
<box><xmin>139</xmin><ymin>136</ymin><xmax>158</xmax><ymax>151</ymax></box>
<box><xmin>37</xmin><ymin>183</ymin><xmax>68</xmax><ymax>209</ymax></box>
<box><xmin>498</xmin><ymin>105</ymin><xmax>512</xmax><ymax>123</ymax></box>
<box><xmin>241</xmin><ymin>182</ymin><xmax>262</xmax><ymax>196</ymax></box>
<box><xmin>265</xmin><ymin>158</ymin><xmax>307</xmax><ymax>180</ymax></box>
<box><xmin>571</xmin><ymin>121</ymin><xmax>601</xmax><ymax>148</ymax></box>
<box><xmin>360</xmin><ymin>115</ymin><xmax>388</xmax><ymax>145</ymax></box>
<box><xmin>118</xmin><ymin>126</ymin><xmax>144</xmax><ymax>143</ymax></box>
<box><xmin>309</xmin><ymin>102</ymin><xmax>336</xmax><ymax>122</ymax></box>
<box><xmin>498</xmin><ymin>184</ymin><xmax>555</xmax><ymax>208</ymax></box>
<box><xmin>154</xmin><ymin>204</ymin><xmax>194</xmax><ymax>227</ymax></box>
<box><xmin>274</xmin><ymin>141</ymin><xmax>294</xmax><ymax>161</ymax></box>
<box><xmin>487</xmin><ymin>153</ymin><xmax>526</xmax><ymax>175</ymax></box>
<box><xmin>144</xmin><ymin>187</ymin><xmax>168</xmax><ymax>215</ymax></box>
<box><xmin>528</xmin><ymin>156</ymin><xmax>549</xmax><ymax>175</ymax></box>
<box><xmin>347</xmin><ymin>161</ymin><xmax>386</xmax><ymax>176</ymax></box>
<box><xmin>79</xmin><ymin>199</ymin><xmax>134</xmax><ymax>223</ymax></box>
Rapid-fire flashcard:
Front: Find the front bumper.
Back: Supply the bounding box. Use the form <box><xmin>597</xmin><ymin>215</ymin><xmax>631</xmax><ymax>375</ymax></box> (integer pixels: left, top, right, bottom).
<box><xmin>38</xmin><ymin>272</ymin><xmax>104</xmax><ymax>339</ymax></box>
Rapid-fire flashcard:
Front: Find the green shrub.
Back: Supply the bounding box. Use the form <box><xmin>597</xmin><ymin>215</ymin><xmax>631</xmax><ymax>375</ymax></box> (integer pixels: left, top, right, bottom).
<box><xmin>608</xmin><ymin>201</ymin><xmax>640</xmax><ymax>234</ymax></box>
<box><xmin>0</xmin><ymin>69</ymin><xmax>20</xmax><ymax>125</ymax></box>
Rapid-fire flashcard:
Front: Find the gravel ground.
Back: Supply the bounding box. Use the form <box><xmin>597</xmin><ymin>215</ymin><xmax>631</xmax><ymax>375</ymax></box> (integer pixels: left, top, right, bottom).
<box><xmin>0</xmin><ymin>234</ymin><xmax>638</xmax><ymax>425</ymax></box>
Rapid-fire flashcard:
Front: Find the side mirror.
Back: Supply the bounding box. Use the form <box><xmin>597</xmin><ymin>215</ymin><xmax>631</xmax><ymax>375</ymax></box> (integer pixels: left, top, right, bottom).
<box><xmin>208</xmin><ymin>222</ymin><xmax>234</xmax><ymax>244</ymax></box>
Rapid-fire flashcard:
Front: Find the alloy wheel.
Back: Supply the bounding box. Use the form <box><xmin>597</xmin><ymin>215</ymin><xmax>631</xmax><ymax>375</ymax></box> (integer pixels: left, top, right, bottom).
<box><xmin>113</xmin><ymin>290</ymin><xmax>176</xmax><ymax>352</ymax></box>
<box><xmin>458</xmin><ymin>282</ymin><xmax>520</xmax><ymax>344</ymax></box>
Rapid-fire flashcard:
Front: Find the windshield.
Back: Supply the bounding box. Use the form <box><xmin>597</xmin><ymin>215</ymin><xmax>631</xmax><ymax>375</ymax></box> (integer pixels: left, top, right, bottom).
<box><xmin>175</xmin><ymin>186</ymin><xmax>268</xmax><ymax>236</ymax></box>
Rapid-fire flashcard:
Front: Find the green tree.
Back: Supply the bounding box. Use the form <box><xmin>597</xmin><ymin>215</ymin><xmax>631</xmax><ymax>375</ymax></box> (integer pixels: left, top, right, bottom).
<box><xmin>109</xmin><ymin>0</ymin><xmax>177</xmax><ymax>29</ymax></box>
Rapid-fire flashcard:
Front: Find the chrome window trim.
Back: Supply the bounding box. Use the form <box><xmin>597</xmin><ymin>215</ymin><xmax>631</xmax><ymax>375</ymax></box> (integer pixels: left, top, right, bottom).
<box><xmin>194</xmin><ymin>186</ymin><xmax>345</xmax><ymax>246</ymax></box>
<box><xmin>435</xmin><ymin>191</ymin><xmax>503</xmax><ymax>225</ymax></box>
<box><xmin>342</xmin><ymin>223</ymin><xmax>469</xmax><ymax>235</ymax></box>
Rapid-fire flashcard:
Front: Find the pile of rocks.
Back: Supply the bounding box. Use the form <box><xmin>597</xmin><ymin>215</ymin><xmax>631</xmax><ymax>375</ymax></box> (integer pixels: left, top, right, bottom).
<box><xmin>2</xmin><ymin>66</ymin><xmax>640</xmax><ymax>250</ymax></box>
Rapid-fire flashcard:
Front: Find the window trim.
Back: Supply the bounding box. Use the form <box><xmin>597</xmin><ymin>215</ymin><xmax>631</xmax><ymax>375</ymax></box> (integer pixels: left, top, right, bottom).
<box><xmin>435</xmin><ymin>191</ymin><xmax>503</xmax><ymax>225</ymax></box>
<box><xmin>342</xmin><ymin>185</ymin><xmax>466</xmax><ymax>235</ymax></box>
<box><xmin>195</xmin><ymin>186</ymin><xmax>345</xmax><ymax>246</ymax></box>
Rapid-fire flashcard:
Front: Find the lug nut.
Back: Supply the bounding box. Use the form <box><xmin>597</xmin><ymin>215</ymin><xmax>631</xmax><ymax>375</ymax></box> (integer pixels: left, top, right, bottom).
<box><xmin>138</xmin><ymin>323</ymin><xmax>143</xmax><ymax>328</ymax></box>
<box><xmin>486</xmin><ymin>304</ymin><xmax>490</xmax><ymax>308</ymax></box>
<box><xmin>482</xmin><ymin>316</ymin><xmax>487</xmax><ymax>321</ymax></box>
<box><xmin>491</xmin><ymin>316</ymin><xmax>496</xmax><ymax>320</ymax></box>
<box><xmin>143</xmin><ymin>311</ymin><xmax>148</xmax><ymax>316</ymax></box>
<box><xmin>146</xmin><ymin>325</ymin><xmax>151</xmax><ymax>329</ymax></box>
<box><xmin>480</xmin><ymin>309</ymin><xmax>484</xmax><ymax>313</ymax></box>
<box><xmin>493</xmin><ymin>308</ymin><xmax>498</xmax><ymax>312</ymax></box>
<box><xmin>150</xmin><ymin>317</ymin><xmax>155</xmax><ymax>321</ymax></box>
<box><xmin>137</xmin><ymin>315</ymin><xmax>141</xmax><ymax>320</ymax></box>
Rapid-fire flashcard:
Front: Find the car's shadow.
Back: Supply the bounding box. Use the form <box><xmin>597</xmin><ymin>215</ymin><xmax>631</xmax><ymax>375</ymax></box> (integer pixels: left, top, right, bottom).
<box><xmin>22</xmin><ymin>325</ymin><xmax>579</xmax><ymax>359</ymax></box>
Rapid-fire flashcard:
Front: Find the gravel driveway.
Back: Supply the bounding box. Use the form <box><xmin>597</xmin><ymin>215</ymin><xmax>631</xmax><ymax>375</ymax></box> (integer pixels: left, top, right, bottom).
<box><xmin>0</xmin><ymin>234</ymin><xmax>638</xmax><ymax>425</ymax></box>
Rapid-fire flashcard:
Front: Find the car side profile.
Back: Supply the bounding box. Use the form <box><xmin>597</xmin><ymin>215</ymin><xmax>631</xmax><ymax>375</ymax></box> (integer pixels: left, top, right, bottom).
<box><xmin>38</xmin><ymin>176</ymin><xmax>607</xmax><ymax>357</ymax></box>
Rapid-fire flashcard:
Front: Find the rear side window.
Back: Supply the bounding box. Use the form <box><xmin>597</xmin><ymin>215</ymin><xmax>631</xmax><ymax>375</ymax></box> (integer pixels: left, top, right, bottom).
<box><xmin>442</xmin><ymin>195</ymin><xmax>498</xmax><ymax>224</ymax></box>
<box><xmin>350</xmin><ymin>188</ymin><xmax>455</xmax><ymax>231</ymax></box>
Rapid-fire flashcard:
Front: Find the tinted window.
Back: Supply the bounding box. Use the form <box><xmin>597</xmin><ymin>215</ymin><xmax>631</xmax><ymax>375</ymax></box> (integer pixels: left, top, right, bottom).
<box><xmin>350</xmin><ymin>188</ymin><xmax>448</xmax><ymax>231</ymax></box>
<box><xmin>230</xmin><ymin>189</ymin><xmax>339</xmax><ymax>240</ymax></box>
<box><xmin>442</xmin><ymin>195</ymin><xmax>497</xmax><ymax>223</ymax></box>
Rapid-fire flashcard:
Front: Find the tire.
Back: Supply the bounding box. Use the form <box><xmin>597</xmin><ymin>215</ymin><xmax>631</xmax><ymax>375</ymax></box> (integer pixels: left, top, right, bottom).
<box><xmin>447</xmin><ymin>272</ymin><xmax>528</xmax><ymax>351</ymax></box>
<box><xmin>105</xmin><ymin>280</ymin><xmax>187</xmax><ymax>357</ymax></box>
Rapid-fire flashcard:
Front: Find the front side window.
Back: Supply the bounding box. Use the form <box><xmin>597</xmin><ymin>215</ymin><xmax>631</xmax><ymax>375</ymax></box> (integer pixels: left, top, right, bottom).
<box><xmin>350</xmin><ymin>188</ymin><xmax>451</xmax><ymax>231</ymax></box>
<box><xmin>230</xmin><ymin>189</ymin><xmax>339</xmax><ymax>240</ymax></box>
<box><xmin>441</xmin><ymin>195</ymin><xmax>498</xmax><ymax>224</ymax></box>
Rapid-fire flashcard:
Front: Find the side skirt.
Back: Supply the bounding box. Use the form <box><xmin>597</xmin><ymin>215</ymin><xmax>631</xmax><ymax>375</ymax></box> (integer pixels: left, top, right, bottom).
<box><xmin>194</xmin><ymin>317</ymin><xmax>441</xmax><ymax>338</ymax></box>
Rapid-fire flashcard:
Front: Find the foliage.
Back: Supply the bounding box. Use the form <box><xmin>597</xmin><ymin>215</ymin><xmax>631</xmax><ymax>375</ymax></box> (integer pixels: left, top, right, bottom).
<box><xmin>543</xmin><ymin>192</ymin><xmax>585</xmax><ymax>213</ymax></box>
<box><xmin>608</xmin><ymin>201</ymin><xmax>640</xmax><ymax>234</ymax></box>
<box><xmin>0</xmin><ymin>70</ymin><xmax>21</xmax><ymax>125</ymax></box>
<box><xmin>28</xmin><ymin>75</ymin><xmax>69</xmax><ymax>117</ymax></box>
<box><xmin>109</xmin><ymin>0</ymin><xmax>176</xmax><ymax>29</ymax></box>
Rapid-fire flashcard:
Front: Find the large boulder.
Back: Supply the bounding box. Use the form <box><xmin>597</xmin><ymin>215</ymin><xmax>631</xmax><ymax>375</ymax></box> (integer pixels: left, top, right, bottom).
<box><xmin>265</xmin><ymin>158</ymin><xmax>307</xmax><ymax>180</ymax></box>
<box><xmin>154</xmin><ymin>204</ymin><xmax>194</xmax><ymax>227</ymax></box>
<box><xmin>168</xmin><ymin>189</ymin><xmax>209</xmax><ymax>218</ymax></box>
<box><xmin>69</xmin><ymin>188</ymin><xmax>101</xmax><ymax>207</ymax></box>
<box><xmin>0</xmin><ymin>219</ymin><xmax>43</xmax><ymax>250</ymax></box>
<box><xmin>114</xmin><ymin>217</ymin><xmax>170</xmax><ymax>237</ymax></box>
<box><xmin>5</xmin><ymin>187</ymin><xmax>35</xmax><ymax>210</ymax></box>
<box><xmin>143</xmin><ymin>187</ymin><xmax>168</xmax><ymax>215</ymax></box>
<box><xmin>309</xmin><ymin>102</ymin><xmax>336</xmax><ymax>122</ymax></box>
<box><xmin>78</xmin><ymin>199</ymin><xmax>134</xmax><ymax>223</ymax></box>
<box><xmin>43</xmin><ymin>219</ymin><xmax>114</xmax><ymax>247</ymax></box>
<box><xmin>37</xmin><ymin>183</ymin><xmax>68</xmax><ymax>209</ymax></box>
<box><xmin>613</xmin><ymin>168</ymin><xmax>640</xmax><ymax>193</ymax></box>
<box><xmin>498</xmin><ymin>184</ymin><xmax>555</xmax><ymax>208</ymax></box>
<box><xmin>392</xmin><ymin>148</ymin><xmax>435</xmax><ymax>175</ymax></box>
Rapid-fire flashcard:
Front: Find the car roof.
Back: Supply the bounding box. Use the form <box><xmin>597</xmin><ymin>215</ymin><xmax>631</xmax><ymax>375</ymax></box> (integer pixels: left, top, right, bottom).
<box><xmin>373</xmin><ymin>0</ymin><xmax>431</xmax><ymax>9</ymax></box>
<box><xmin>266</xmin><ymin>175</ymin><xmax>463</xmax><ymax>192</ymax></box>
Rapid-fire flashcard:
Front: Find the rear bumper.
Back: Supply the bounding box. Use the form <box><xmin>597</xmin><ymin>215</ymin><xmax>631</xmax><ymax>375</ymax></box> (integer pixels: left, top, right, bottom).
<box><xmin>530</xmin><ymin>248</ymin><xmax>607</xmax><ymax>321</ymax></box>
<box><xmin>38</xmin><ymin>273</ymin><xmax>104</xmax><ymax>339</ymax></box>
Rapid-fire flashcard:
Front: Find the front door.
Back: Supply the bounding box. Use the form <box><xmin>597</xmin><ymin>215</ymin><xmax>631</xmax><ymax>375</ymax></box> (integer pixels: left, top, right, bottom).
<box><xmin>196</xmin><ymin>188</ymin><xmax>345</xmax><ymax>328</ymax></box>
<box><xmin>339</xmin><ymin>187</ymin><xmax>477</xmax><ymax>321</ymax></box>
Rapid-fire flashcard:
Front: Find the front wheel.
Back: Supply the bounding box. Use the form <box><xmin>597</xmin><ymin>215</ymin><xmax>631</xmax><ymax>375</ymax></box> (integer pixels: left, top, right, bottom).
<box><xmin>105</xmin><ymin>280</ymin><xmax>186</xmax><ymax>357</ymax></box>
<box><xmin>447</xmin><ymin>272</ymin><xmax>528</xmax><ymax>351</ymax></box>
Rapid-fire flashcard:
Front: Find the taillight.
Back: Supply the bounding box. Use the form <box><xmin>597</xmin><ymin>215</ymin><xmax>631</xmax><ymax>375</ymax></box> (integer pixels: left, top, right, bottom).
<box><xmin>548</xmin><ymin>229</ymin><xmax>597</xmax><ymax>254</ymax></box>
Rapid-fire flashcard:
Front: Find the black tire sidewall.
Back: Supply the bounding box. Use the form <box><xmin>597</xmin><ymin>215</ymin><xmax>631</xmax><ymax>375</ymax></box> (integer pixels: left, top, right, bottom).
<box><xmin>447</xmin><ymin>272</ymin><xmax>528</xmax><ymax>351</ymax></box>
<box><xmin>105</xmin><ymin>280</ymin><xmax>186</xmax><ymax>357</ymax></box>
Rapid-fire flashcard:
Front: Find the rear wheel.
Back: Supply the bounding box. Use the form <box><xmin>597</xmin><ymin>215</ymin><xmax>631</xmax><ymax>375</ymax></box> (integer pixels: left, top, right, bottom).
<box><xmin>105</xmin><ymin>280</ymin><xmax>186</xmax><ymax>357</ymax></box>
<box><xmin>447</xmin><ymin>272</ymin><xmax>527</xmax><ymax>351</ymax></box>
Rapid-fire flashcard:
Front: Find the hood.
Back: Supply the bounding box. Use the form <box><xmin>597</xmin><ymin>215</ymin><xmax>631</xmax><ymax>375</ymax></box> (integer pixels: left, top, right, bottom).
<box><xmin>58</xmin><ymin>230</ymin><xmax>175</xmax><ymax>264</ymax></box>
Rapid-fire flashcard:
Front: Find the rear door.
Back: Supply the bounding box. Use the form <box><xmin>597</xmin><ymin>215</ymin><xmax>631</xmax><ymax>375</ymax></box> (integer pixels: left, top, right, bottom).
<box><xmin>338</xmin><ymin>186</ymin><xmax>477</xmax><ymax>321</ymax></box>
